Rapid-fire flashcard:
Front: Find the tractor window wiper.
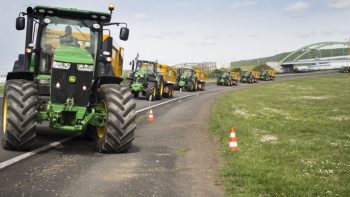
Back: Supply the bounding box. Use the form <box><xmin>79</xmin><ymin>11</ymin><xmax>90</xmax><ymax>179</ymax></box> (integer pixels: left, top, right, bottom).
<box><xmin>73</xmin><ymin>25</ymin><xmax>89</xmax><ymax>41</ymax></box>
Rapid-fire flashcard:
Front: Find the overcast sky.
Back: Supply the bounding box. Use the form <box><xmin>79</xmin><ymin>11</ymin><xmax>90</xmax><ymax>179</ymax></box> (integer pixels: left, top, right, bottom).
<box><xmin>0</xmin><ymin>0</ymin><xmax>349</xmax><ymax>72</ymax></box>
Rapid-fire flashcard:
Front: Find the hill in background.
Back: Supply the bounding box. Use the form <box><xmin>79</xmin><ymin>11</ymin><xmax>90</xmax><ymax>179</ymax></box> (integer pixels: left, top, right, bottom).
<box><xmin>231</xmin><ymin>47</ymin><xmax>349</xmax><ymax>68</ymax></box>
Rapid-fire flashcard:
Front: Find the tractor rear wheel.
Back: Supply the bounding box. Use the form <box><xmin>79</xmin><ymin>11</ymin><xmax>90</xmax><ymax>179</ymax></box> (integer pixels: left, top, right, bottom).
<box><xmin>1</xmin><ymin>80</ymin><xmax>37</xmax><ymax>151</ymax></box>
<box><xmin>187</xmin><ymin>81</ymin><xmax>193</xmax><ymax>92</ymax></box>
<box><xmin>169</xmin><ymin>86</ymin><xmax>174</xmax><ymax>98</ymax></box>
<box><xmin>156</xmin><ymin>82</ymin><xmax>163</xmax><ymax>100</ymax></box>
<box><xmin>120</xmin><ymin>78</ymin><xmax>133</xmax><ymax>87</ymax></box>
<box><xmin>146</xmin><ymin>82</ymin><xmax>157</xmax><ymax>101</ymax></box>
<box><xmin>92</xmin><ymin>84</ymin><xmax>136</xmax><ymax>153</ymax></box>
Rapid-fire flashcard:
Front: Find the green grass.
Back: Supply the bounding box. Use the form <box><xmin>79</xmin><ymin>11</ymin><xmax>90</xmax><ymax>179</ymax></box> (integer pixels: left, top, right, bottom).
<box><xmin>209</xmin><ymin>75</ymin><xmax>350</xmax><ymax>196</ymax></box>
<box><xmin>0</xmin><ymin>83</ymin><xmax>3</xmax><ymax>96</ymax></box>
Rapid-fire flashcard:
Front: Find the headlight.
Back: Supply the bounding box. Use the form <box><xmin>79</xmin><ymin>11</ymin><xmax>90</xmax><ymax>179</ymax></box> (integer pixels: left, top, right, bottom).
<box><xmin>53</xmin><ymin>61</ymin><xmax>70</xmax><ymax>69</ymax></box>
<box><xmin>77</xmin><ymin>64</ymin><xmax>94</xmax><ymax>72</ymax></box>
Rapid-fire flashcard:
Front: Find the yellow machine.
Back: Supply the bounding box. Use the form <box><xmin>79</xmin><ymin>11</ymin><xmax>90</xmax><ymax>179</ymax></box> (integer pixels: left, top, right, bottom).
<box><xmin>230</xmin><ymin>72</ymin><xmax>240</xmax><ymax>85</ymax></box>
<box><xmin>158</xmin><ymin>64</ymin><xmax>177</xmax><ymax>97</ymax></box>
<box><xmin>194</xmin><ymin>69</ymin><xmax>207</xmax><ymax>90</ymax></box>
<box><xmin>267</xmin><ymin>70</ymin><xmax>276</xmax><ymax>80</ymax></box>
<box><xmin>103</xmin><ymin>35</ymin><xmax>124</xmax><ymax>77</ymax></box>
<box><xmin>251</xmin><ymin>71</ymin><xmax>260</xmax><ymax>83</ymax></box>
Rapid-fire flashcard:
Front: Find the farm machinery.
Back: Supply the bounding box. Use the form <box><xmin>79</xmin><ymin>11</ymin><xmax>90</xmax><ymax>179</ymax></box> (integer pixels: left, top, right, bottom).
<box><xmin>259</xmin><ymin>69</ymin><xmax>276</xmax><ymax>81</ymax></box>
<box><xmin>127</xmin><ymin>60</ymin><xmax>177</xmax><ymax>100</ymax></box>
<box><xmin>177</xmin><ymin>68</ymin><xmax>206</xmax><ymax>91</ymax></box>
<box><xmin>2</xmin><ymin>5</ymin><xmax>136</xmax><ymax>153</ymax></box>
<box><xmin>217</xmin><ymin>71</ymin><xmax>239</xmax><ymax>86</ymax></box>
<box><xmin>240</xmin><ymin>70</ymin><xmax>259</xmax><ymax>83</ymax></box>
<box><xmin>340</xmin><ymin>66</ymin><xmax>350</xmax><ymax>73</ymax></box>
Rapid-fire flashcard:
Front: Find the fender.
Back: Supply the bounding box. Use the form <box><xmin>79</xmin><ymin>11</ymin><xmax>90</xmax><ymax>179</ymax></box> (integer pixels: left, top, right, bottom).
<box><xmin>90</xmin><ymin>75</ymin><xmax>124</xmax><ymax>104</ymax></box>
<box><xmin>6</xmin><ymin>71</ymin><xmax>35</xmax><ymax>81</ymax></box>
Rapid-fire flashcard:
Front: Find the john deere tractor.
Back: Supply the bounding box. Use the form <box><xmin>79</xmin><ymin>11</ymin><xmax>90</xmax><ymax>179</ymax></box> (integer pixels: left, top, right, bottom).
<box><xmin>128</xmin><ymin>60</ymin><xmax>164</xmax><ymax>101</ymax></box>
<box><xmin>178</xmin><ymin>68</ymin><xmax>198</xmax><ymax>91</ymax></box>
<box><xmin>1</xmin><ymin>5</ymin><xmax>136</xmax><ymax>153</ymax></box>
<box><xmin>217</xmin><ymin>71</ymin><xmax>234</xmax><ymax>86</ymax></box>
<box><xmin>240</xmin><ymin>70</ymin><xmax>254</xmax><ymax>83</ymax></box>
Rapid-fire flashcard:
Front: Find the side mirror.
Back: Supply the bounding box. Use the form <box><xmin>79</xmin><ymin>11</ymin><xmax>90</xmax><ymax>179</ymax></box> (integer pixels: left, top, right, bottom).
<box><xmin>102</xmin><ymin>37</ymin><xmax>113</xmax><ymax>53</ymax></box>
<box><xmin>119</xmin><ymin>27</ymin><xmax>129</xmax><ymax>41</ymax></box>
<box><xmin>16</xmin><ymin>17</ymin><xmax>25</xmax><ymax>30</ymax></box>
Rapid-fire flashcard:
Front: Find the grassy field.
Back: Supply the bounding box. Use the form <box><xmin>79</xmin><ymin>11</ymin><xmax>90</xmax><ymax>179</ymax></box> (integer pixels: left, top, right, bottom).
<box><xmin>209</xmin><ymin>75</ymin><xmax>350</xmax><ymax>196</ymax></box>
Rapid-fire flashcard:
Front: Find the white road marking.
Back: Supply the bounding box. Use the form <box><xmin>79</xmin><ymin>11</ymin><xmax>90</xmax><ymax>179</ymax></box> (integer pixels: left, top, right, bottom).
<box><xmin>0</xmin><ymin>134</ymin><xmax>79</xmax><ymax>170</ymax></box>
<box><xmin>0</xmin><ymin>85</ymin><xmax>233</xmax><ymax>170</ymax></box>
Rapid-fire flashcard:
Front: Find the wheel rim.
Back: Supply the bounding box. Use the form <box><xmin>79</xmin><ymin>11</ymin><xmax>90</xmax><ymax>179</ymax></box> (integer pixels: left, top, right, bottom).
<box><xmin>3</xmin><ymin>96</ymin><xmax>7</xmax><ymax>134</ymax></box>
<box><xmin>153</xmin><ymin>87</ymin><xmax>156</xmax><ymax>98</ymax></box>
<box><xmin>97</xmin><ymin>101</ymin><xmax>107</xmax><ymax>138</ymax></box>
<box><xmin>160</xmin><ymin>83</ymin><xmax>164</xmax><ymax>96</ymax></box>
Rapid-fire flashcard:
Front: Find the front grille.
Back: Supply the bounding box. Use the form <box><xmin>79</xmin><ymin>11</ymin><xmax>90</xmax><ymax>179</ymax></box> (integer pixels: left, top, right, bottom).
<box><xmin>51</xmin><ymin>63</ymin><xmax>93</xmax><ymax>106</ymax></box>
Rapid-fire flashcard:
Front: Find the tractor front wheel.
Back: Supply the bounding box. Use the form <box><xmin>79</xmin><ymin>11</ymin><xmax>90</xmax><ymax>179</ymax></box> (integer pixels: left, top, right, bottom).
<box><xmin>92</xmin><ymin>84</ymin><xmax>136</xmax><ymax>153</ymax></box>
<box><xmin>1</xmin><ymin>80</ymin><xmax>37</xmax><ymax>151</ymax></box>
<box><xmin>146</xmin><ymin>82</ymin><xmax>157</xmax><ymax>101</ymax></box>
<box><xmin>156</xmin><ymin>82</ymin><xmax>163</xmax><ymax>100</ymax></box>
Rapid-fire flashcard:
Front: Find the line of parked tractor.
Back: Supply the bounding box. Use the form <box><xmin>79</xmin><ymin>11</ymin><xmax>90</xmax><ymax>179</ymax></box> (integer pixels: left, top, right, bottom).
<box><xmin>121</xmin><ymin>59</ymin><xmax>277</xmax><ymax>101</ymax></box>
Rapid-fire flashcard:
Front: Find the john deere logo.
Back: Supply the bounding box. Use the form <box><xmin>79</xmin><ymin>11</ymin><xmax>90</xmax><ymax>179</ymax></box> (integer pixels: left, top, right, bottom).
<box><xmin>69</xmin><ymin>76</ymin><xmax>76</xmax><ymax>83</ymax></box>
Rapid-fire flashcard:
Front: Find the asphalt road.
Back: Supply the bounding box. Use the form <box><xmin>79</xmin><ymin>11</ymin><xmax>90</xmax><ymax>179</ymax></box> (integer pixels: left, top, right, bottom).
<box><xmin>0</xmin><ymin>71</ymin><xmax>341</xmax><ymax>196</ymax></box>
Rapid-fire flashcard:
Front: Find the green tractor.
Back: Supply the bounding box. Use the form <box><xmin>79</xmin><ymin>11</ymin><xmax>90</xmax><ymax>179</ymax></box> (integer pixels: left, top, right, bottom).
<box><xmin>340</xmin><ymin>66</ymin><xmax>350</xmax><ymax>73</ymax></box>
<box><xmin>217</xmin><ymin>71</ymin><xmax>233</xmax><ymax>86</ymax></box>
<box><xmin>128</xmin><ymin>60</ymin><xmax>164</xmax><ymax>101</ymax></box>
<box><xmin>259</xmin><ymin>70</ymin><xmax>271</xmax><ymax>81</ymax></box>
<box><xmin>1</xmin><ymin>5</ymin><xmax>136</xmax><ymax>153</ymax></box>
<box><xmin>177</xmin><ymin>68</ymin><xmax>198</xmax><ymax>91</ymax></box>
<box><xmin>240</xmin><ymin>70</ymin><xmax>254</xmax><ymax>83</ymax></box>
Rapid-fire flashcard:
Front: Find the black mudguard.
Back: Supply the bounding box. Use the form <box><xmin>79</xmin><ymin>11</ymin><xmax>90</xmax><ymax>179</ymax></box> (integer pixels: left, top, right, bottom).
<box><xmin>6</xmin><ymin>71</ymin><xmax>35</xmax><ymax>81</ymax></box>
<box><xmin>90</xmin><ymin>75</ymin><xmax>124</xmax><ymax>104</ymax></box>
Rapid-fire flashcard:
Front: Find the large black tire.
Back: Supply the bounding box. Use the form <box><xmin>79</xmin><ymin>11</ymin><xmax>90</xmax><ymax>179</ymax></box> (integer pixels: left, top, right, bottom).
<box><xmin>1</xmin><ymin>80</ymin><xmax>37</xmax><ymax>151</ymax></box>
<box><xmin>120</xmin><ymin>78</ymin><xmax>133</xmax><ymax>88</ymax></box>
<box><xmin>155</xmin><ymin>82</ymin><xmax>163</xmax><ymax>100</ymax></box>
<box><xmin>187</xmin><ymin>81</ymin><xmax>193</xmax><ymax>92</ymax></box>
<box><xmin>146</xmin><ymin>82</ymin><xmax>157</xmax><ymax>101</ymax></box>
<box><xmin>92</xmin><ymin>84</ymin><xmax>136</xmax><ymax>153</ymax></box>
<box><xmin>163</xmin><ymin>85</ymin><xmax>170</xmax><ymax>98</ymax></box>
<box><xmin>169</xmin><ymin>86</ymin><xmax>174</xmax><ymax>98</ymax></box>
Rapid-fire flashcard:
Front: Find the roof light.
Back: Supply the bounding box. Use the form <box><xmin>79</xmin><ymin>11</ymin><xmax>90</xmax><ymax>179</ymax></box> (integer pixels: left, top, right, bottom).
<box><xmin>91</xmin><ymin>15</ymin><xmax>98</xmax><ymax>19</ymax></box>
<box><xmin>100</xmin><ymin>15</ymin><xmax>107</xmax><ymax>20</ymax></box>
<box><xmin>108</xmin><ymin>4</ymin><xmax>115</xmax><ymax>12</ymax></box>
<box><xmin>47</xmin><ymin>10</ymin><xmax>54</xmax><ymax>14</ymax></box>
<box><xmin>38</xmin><ymin>9</ymin><xmax>45</xmax><ymax>13</ymax></box>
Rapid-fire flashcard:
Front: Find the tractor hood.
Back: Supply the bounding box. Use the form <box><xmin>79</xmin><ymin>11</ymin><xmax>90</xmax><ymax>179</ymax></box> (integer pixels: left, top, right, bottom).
<box><xmin>54</xmin><ymin>45</ymin><xmax>94</xmax><ymax>64</ymax></box>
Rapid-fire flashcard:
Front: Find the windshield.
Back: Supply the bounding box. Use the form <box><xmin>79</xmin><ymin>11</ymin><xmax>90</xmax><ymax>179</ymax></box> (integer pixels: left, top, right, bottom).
<box><xmin>39</xmin><ymin>17</ymin><xmax>98</xmax><ymax>74</ymax></box>
<box><xmin>137</xmin><ymin>62</ymin><xmax>155</xmax><ymax>74</ymax></box>
<box><xmin>222</xmin><ymin>72</ymin><xmax>230</xmax><ymax>77</ymax></box>
<box><xmin>181</xmin><ymin>70</ymin><xmax>193</xmax><ymax>77</ymax></box>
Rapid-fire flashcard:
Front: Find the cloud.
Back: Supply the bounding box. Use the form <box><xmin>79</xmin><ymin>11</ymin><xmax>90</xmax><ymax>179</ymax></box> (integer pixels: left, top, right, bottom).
<box><xmin>328</xmin><ymin>0</ymin><xmax>350</xmax><ymax>9</ymax></box>
<box><xmin>133</xmin><ymin>13</ymin><xmax>147</xmax><ymax>20</ymax></box>
<box><xmin>284</xmin><ymin>1</ymin><xmax>309</xmax><ymax>15</ymax></box>
<box><xmin>231</xmin><ymin>1</ymin><xmax>257</xmax><ymax>11</ymax></box>
<box><xmin>143</xmin><ymin>32</ymin><xmax>183</xmax><ymax>40</ymax></box>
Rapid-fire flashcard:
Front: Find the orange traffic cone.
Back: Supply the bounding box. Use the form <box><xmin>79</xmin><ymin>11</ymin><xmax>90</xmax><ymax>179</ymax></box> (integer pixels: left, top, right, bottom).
<box><xmin>148</xmin><ymin>109</ymin><xmax>155</xmax><ymax>122</ymax></box>
<box><xmin>229</xmin><ymin>128</ymin><xmax>239</xmax><ymax>151</ymax></box>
